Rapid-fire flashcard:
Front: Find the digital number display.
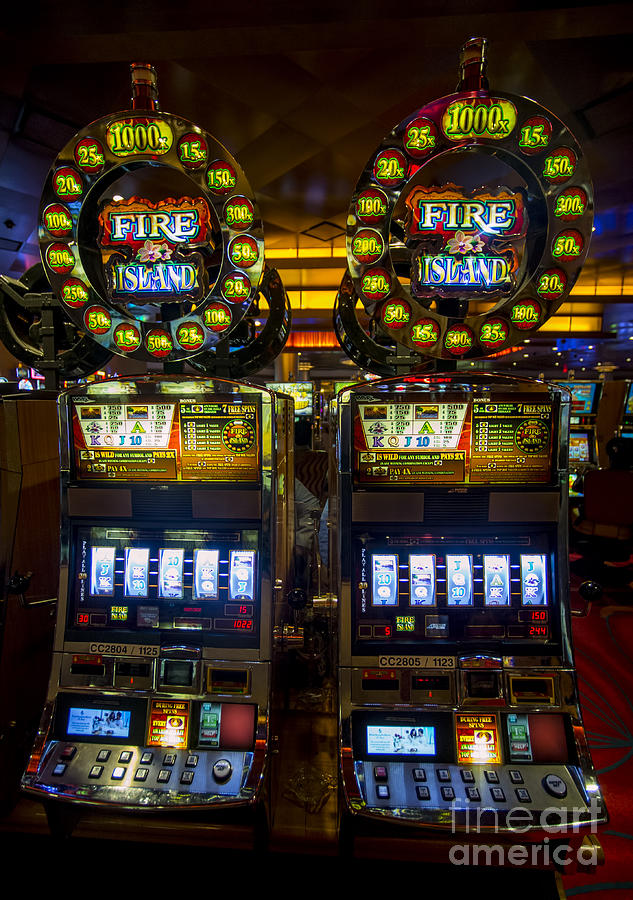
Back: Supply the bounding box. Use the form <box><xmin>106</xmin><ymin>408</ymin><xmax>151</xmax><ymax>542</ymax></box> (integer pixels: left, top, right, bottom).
<box><xmin>214</xmin><ymin>618</ymin><xmax>254</xmax><ymax>631</ymax></box>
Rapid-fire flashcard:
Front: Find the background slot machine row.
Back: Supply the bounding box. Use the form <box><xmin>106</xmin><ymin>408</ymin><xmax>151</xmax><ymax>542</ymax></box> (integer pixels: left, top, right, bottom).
<box><xmin>23</xmin><ymin>378</ymin><xmax>280</xmax><ymax>810</ymax></box>
<box><xmin>337</xmin><ymin>378</ymin><xmax>606</xmax><ymax>835</ymax></box>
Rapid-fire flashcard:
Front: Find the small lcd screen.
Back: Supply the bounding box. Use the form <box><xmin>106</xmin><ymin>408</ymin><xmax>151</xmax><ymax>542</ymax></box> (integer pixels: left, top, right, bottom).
<box><xmin>446</xmin><ymin>555</ymin><xmax>473</xmax><ymax>606</ymax></box>
<box><xmin>198</xmin><ymin>701</ymin><xmax>221</xmax><ymax>747</ymax></box>
<box><xmin>409</xmin><ymin>554</ymin><xmax>435</xmax><ymax>606</ymax></box>
<box><xmin>371</xmin><ymin>554</ymin><xmax>399</xmax><ymax>606</ymax></box>
<box><xmin>158</xmin><ymin>548</ymin><xmax>184</xmax><ymax>599</ymax></box>
<box><xmin>366</xmin><ymin>725</ymin><xmax>436</xmax><ymax>756</ymax></box>
<box><xmin>147</xmin><ymin>699</ymin><xmax>189</xmax><ymax>749</ymax></box>
<box><xmin>124</xmin><ymin>547</ymin><xmax>150</xmax><ymax>598</ymax></box>
<box><xmin>90</xmin><ymin>547</ymin><xmax>116</xmax><ymax>596</ymax></box>
<box><xmin>67</xmin><ymin>706</ymin><xmax>131</xmax><ymax>739</ymax></box>
<box><xmin>520</xmin><ymin>554</ymin><xmax>548</xmax><ymax>605</ymax></box>
<box><xmin>267</xmin><ymin>382</ymin><xmax>313</xmax><ymax>417</ymax></box>
<box><xmin>569</xmin><ymin>432</ymin><xmax>591</xmax><ymax>463</ymax></box>
<box><xmin>559</xmin><ymin>382</ymin><xmax>598</xmax><ymax>415</ymax></box>
<box><xmin>456</xmin><ymin>713</ymin><xmax>501</xmax><ymax>764</ymax></box>
<box><xmin>483</xmin><ymin>555</ymin><xmax>510</xmax><ymax>606</ymax></box>
<box><xmin>198</xmin><ymin>702</ymin><xmax>256</xmax><ymax>749</ymax></box>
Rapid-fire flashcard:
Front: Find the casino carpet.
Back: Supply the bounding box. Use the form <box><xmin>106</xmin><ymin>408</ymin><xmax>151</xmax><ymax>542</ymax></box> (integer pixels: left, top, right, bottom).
<box><xmin>562</xmin><ymin>587</ymin><xmax>633</xmax><ymax>897</ymax></box>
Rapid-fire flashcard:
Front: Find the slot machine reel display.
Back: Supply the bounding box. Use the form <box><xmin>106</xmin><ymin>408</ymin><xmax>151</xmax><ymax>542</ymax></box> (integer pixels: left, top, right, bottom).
<box><xmin>335</xmin><ymin>40</ymin><xmax>606</xmax><ymax>844</ymax></box>
<box><xmin>20</xmin><ymin>67</ymin><xmax>291</xmax><ymax>818</ymax></box>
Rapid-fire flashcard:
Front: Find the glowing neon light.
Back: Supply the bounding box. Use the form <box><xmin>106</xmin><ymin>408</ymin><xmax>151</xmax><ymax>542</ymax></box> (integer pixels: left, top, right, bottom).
<box><xmin>111</xmin><ymin>262</ymin><xmax>199</xmax><ymax>294</ymax></box>
<box><xmin>99</xmin><ymin>197</ymin><xmax>211</xmax><ymax>248</ymax></box>
<box><xmin>416</xmin><ymin>255</ymin><xmax>511</xmax><ymax>289</ymax></box>
<box><xmin>442</xmin><ymin>98</ymin><xmax>516</xmax><ymax>141</ymax></box>
<box><xmin>406</xmin><ymin>186</ymin><xmax>525</xmax><ymax>238</ymax></box>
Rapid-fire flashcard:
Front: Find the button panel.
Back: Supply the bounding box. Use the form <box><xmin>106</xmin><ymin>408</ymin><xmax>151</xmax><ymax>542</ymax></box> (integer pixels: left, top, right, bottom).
<box><xmin>358</xmin><ymin>762</ymin><xmax>587</xmax><ymax>817</ymax></box>
<box><xmin>37</xmin><ymin>744</ymin><xmax>252</xmax><ymax>799</ymax></box>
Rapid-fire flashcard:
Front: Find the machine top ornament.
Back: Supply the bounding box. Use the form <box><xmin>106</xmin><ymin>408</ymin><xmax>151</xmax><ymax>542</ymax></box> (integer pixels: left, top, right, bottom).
<box><xmin>343</xmin><ymin>37</ymin><xmax>593</xmax><ymax>361</ymax></box>
<box><xmin>38</xmin><ymin>63</ymin><xmax>265</xmax><ymax>363</ymax></box>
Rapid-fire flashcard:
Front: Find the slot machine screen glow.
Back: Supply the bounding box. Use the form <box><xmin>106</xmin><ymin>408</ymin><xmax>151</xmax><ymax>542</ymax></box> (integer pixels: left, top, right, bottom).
<box><xmin>72</xmin><ymin>395</ymin><xmax>261</xmax><ymax>483</ymax></box>
<box><xmin>353</xmin><ymin>395</ymin><xmax>555</xmax><ymax>486</ymax></box>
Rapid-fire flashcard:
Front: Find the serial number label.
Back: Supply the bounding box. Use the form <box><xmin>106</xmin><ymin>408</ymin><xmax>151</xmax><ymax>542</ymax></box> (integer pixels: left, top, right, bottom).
<box><xmin>86</xmin><ymin>643</ymin><xmax>159</xmax><ymax>657</ymax></box>
<box><xmin>378</xmin><ymin>655</ymin><xmax>455</xmax><ymax>669</ymax></box>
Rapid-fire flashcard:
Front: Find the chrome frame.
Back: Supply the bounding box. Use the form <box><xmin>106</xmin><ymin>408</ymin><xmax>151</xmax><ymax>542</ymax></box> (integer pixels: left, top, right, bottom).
<box><xmin>22</xmin><ymin>375</ymin><xmax>282</xmax><ymax>811</ymax></box>
<box><xmin>336</xmin><ymin>373</ymin><xmax>607</xmax><ymax>832</ymax></box>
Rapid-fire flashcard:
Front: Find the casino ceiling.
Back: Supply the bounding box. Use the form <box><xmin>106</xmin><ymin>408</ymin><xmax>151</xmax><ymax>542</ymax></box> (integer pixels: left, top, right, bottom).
<box><xmin>0</xmin><ymin>1</ymin><xmax>632</xmax><ymax>379</ymax></box>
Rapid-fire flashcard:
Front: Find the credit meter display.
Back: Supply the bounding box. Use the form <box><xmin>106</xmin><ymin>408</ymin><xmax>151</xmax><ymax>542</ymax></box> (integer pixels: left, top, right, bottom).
<box><xmin>446</xmin><ymin>555</ymin><xmax>473</xmax><ymax>606</ymax></box>
<box><xmin>484</xmin><ymin>555</ymin><xmax>510</xmax><ymax>606</ymax></box>
<box><xmin>371</xmin><ymin>554</ymin><xmax>398</xmax><ymax>606</ymax></box>
<box><xmin>193</xmin><ymin>549</ymin><xmax>220</xmax><ymax>600</ymax></box>
<box><xmin>229</xmin><ymin>551</ymin><xmax>255</xmax><ymax>601</ymax></box>
<box><xmin>158</xmin><ymin>548</ymin><xmax>185</xmax><ymax>599</ymax></box>
<box><xmin>520</xmin><ymin>554</ymin><xmax>548</xmax><ymax>606</ymax></box>
<box><xmin>124</xmin><ymin>547</ymin><xmax>150</xmax><ymax>598</ymax></box>
<box><xmin>409</xmin><ymin>554</ymin><xmax>436</xmax><ymax>606</ymax></box>
<box><xmin>90</xmin><ymin>547</ymin><xmax>116</xmax><ymax>596</ymax></box>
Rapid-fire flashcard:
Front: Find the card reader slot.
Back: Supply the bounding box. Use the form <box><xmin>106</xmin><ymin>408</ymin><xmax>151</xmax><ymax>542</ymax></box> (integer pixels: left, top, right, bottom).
<box><xmin>362</xmin><ymin>678</ymin><xmax>400</xmax><ymax>691</ymax></box>
<box><xmin>70</xmin><ymin>663</ymin><xmax>106</xmax><ymax>677</ymax></box>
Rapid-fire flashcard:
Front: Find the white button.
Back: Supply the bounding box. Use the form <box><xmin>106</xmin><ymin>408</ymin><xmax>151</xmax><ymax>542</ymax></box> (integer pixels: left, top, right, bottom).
<box><xmin>212</xmin><ymin>759</ymin><xmax>232</xmax><ymax>782</ymax></box>
<box><xmin>543</xmin><ymin>773</ymin><xmax>567</xmax><ymax>798</ymax></box>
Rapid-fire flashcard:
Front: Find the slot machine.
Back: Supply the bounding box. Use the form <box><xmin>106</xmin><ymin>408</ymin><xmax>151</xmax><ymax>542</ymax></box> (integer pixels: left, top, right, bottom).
<box><xmin>555</xmin><ymin>381</ymin><xmax>602</xmax><ymax>497</ymax></box>
<box><xmin>23</xmin><ymin>376</ymin><xmax>279</xmax><ymax>815</ymax></box>
<box><xmin>618</xmin><ymin>381</ymin><xmax>633</xmax><ymax>440</ymax></box>
<box><xmin>333</xmin><ymin>39</ymin><xmax>607</xmax><ymax>857</ymax></box>
<box><xmin>20</xmin><ymin>64</ymin><xmax>292</xmax><ymax>826</ymax></box>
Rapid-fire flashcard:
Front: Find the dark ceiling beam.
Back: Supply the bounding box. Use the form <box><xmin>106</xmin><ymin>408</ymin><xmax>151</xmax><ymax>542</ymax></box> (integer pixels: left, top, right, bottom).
<box><xmin>2</xmin><ymin>6</ymin><xmax>630</xmax><ymax>65</ymax></box>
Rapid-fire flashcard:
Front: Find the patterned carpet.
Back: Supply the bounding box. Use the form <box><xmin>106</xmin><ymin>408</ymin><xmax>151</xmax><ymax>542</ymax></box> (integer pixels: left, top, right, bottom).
<box><xmin>563</xmin><ymin>595</ymin><xmax>633</xmax><ymax>898</ymax></box>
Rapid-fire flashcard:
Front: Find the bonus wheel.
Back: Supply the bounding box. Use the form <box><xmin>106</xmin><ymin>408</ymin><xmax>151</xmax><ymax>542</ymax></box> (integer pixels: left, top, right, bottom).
<box><xmin>0</xmin><ymin>264</ymin><xmax>112</xmax><ymax>380</ymax></box>
<box><xmin>38</xmin><ymin>106</ymin><xmax>265</xmax><ymax>363</ymax></box>
<box><xmin>345</xmin><ymin>82</ymin><xmax>593</xmax><ymax>361</ymax></box>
